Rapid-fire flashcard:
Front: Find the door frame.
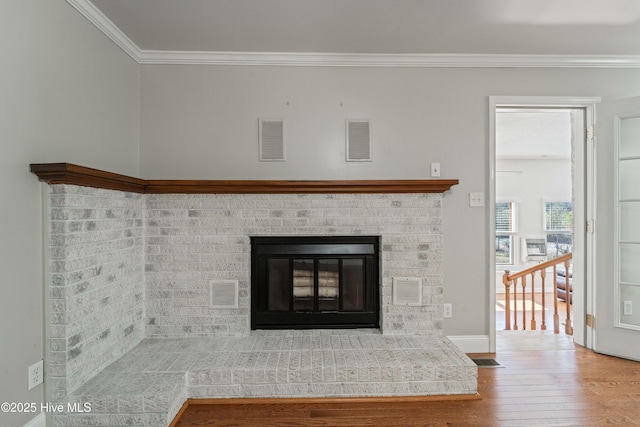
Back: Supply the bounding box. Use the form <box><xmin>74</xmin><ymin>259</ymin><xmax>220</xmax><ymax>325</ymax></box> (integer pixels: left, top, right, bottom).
<box><xmin>488</xmin><ymin>96</ymin><xmax>600</xmax><ymax>353</ymax></box>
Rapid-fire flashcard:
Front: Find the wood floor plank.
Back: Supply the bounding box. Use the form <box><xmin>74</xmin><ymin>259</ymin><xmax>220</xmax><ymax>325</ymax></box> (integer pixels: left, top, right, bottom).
<box><xmin>172</xmin><ymin>331</ymin><xmax>640</xmax><ymax>427</ymax></box>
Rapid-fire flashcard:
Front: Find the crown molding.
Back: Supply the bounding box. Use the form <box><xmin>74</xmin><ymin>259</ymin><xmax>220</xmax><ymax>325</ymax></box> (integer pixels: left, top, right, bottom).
<box><xmin>68</xmin><ymin>0</ymin><xmax>640</xmax><ymax>68</ymax></box>
<box><xmin>138</xmin><ymin>51</ymin><xmax>640</xmax><ymax>68</ymax></box>
<box><xmin>67</xmin><ymin>0</ymin><xmax>143</xmax><ymax>61</ymax></box>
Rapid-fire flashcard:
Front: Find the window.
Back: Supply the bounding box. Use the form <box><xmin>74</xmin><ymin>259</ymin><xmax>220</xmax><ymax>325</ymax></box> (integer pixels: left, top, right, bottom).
<box><xmin>496</xmin><ymin>201</ymin><xmax>517</xmax><ymax>265</ymax></box>
<box><xmin>544</xmin><ymin>201</ymin><xmax>573</xmax><ymax>259</ymax></box>
<box><xmin>496</xmin><ymin>235</ymin><xmax>513</xmax><ymax>265</ymax></box>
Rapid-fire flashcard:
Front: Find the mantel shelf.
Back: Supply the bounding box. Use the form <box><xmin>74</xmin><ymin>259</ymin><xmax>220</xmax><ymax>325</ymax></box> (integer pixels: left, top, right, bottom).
<box><xmin>30</xmin><ymin>163</ymin><xmax>459</xmax><ymax>194</ymax></box>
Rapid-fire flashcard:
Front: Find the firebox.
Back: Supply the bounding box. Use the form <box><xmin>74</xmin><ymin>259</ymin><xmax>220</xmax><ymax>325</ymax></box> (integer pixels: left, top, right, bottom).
<box><xmin>251</xmin><ymin>236</ymin><xmax>380</xmax><ymax>329</ymax></box>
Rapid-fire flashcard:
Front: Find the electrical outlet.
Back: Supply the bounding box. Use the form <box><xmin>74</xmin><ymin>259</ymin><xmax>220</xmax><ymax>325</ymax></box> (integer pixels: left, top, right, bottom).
<box><xmin>624</xmin><ymin>300</ymin><xmax>633</xmax><ymax>316</ymax></box>
<box><xmin>28</xmin><ymin>360</ymin><xmax>43</xmax><ymax>390</ymax></box>
<box><xmin>443</xmin><ymin>303</ymin><xmax>453</xmax><ymax>318</ymax></box>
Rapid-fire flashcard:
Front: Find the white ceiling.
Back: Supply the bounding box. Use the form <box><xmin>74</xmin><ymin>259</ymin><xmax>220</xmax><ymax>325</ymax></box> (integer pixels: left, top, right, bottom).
<box><xmin>86</xmin><ymin>0</ymin><xmax>640</xmax><ymax>56</ymax></box>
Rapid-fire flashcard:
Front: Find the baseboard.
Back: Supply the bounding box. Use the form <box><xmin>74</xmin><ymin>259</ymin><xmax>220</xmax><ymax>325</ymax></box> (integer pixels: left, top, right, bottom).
<box><xmin>23</xmin><ymin>413</ymin><xmax>46</xmax><ymax>427</ymax></box>
<box><xmin>447</xmin><ymin>335</ymin><xmax>490</xmax><ymax>353</ymax></box>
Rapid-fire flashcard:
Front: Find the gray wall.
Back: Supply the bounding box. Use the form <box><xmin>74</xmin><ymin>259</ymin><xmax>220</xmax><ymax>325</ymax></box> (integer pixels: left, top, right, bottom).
<box><xmin>0</xmin><ymin>1</ymin><xmax>139</xmax><ymax>426</ymax></box>
<box><xmin>139</xmin><ymin>66</ymin><xmax>640</xmax><ymax>337</ymax></box>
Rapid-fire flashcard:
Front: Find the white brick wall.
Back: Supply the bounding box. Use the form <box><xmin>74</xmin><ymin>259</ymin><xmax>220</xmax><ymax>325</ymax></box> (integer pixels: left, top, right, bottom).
<box><xmin>47</xmin><ymin>187</ymin><xmax>449</xmax><ymax>424</ymax></box>
<box><xmin>144</xmin><ymin>193</ymin><xmax>444</xmax><ymax>337</ymax></box>
<box><xmin>48</xmin><ymin>185</ymin><xmax>145</xmax><ymax>397</ymax></box>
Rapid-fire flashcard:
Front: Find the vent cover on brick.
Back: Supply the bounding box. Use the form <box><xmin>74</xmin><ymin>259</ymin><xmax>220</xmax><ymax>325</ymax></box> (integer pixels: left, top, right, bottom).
<box><xmin>210</xmin><ymin>280</ymin><xmax>239</xmax><ymax>309</ymax></box>
<box><xmin>346</xmin><ymin>119</ymin><xmax>371</xmax><ymax>161</ymax></box>
<box><xmin>259</xmin><ymin>119</ymin><xmax>285</xmax><ymax>161</ymax></box>
<box><xmin>392</xmin><ymin>277</ymin><xmax>422</xmax><ymax>306</ymax></box>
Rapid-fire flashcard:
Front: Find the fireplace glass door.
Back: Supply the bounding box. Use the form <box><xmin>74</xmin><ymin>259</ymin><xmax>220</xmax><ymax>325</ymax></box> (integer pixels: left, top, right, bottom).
<box><xmin>252</xmin><ymin>236</ymin><xmax>379</xmax><ymax>329</ymax></box>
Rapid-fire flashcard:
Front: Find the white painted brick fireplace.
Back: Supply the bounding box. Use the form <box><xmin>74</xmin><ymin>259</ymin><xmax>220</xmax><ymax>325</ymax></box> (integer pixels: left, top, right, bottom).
<box><xmin>144</xmin><ymin>192</ymin><xmax>445</xmax><ymax>337</ymax></box>
<box><xmin>41</xmin><ymin>177</ymin><xmax>475</xmax><ymax>427</ymax></box>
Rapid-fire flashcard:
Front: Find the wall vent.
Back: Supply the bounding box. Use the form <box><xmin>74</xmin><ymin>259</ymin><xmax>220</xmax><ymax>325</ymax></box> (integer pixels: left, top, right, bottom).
<box><xmin>259</xmin><ymin>119</ymin><xmax>285</xmax><ymax>161</ymax></box>
<box><xmin>210</xmin><ymin>280</ymin><xmax>239</xmax><ymax>309</ymax></box>
<box><xmin>392</xmin><ymin>277</ymin><xmax>423</xmax><ymax>306</ymax></box>
<box><xmin>346</xmin><ymin>119</ymin><xmax>371</xmax><ymax>161</ymax></box>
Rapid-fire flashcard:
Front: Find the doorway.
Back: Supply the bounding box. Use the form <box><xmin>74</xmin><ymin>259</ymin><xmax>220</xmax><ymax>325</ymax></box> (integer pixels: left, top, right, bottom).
<box><xmin>489</xmin><ymin>96</ymin><xmax>599</xmax><ymax>353</ymax></box>
<box><xmin>495</xmin><ymin>108</ymin><xmax>578</xmax><ymax>334</ymax></box>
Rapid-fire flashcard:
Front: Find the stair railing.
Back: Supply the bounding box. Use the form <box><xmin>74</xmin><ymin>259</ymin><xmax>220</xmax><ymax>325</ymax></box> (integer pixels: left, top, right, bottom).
<box><xmin>502</xmin><ymin>253</ymin><xmax>573</xmax><ymax>335</ymax></box>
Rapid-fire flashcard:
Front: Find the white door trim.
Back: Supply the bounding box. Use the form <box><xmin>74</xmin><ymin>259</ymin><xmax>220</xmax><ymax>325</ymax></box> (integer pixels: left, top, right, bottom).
<box><xmin>489</xmin><ymin>96</ymin><xmax>600</xmax><ymax>353</ymax></box>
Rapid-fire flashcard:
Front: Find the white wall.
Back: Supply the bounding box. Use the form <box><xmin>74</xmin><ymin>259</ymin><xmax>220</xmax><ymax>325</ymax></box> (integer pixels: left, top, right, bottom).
<box><xmin>140</xmin><ymin>66</ymin><xmax>640</xmax><ymax>338</ymax></box>
<box><xmin>0</xmin><ymin>1</ymin><xmax>139</xmax><ymax>426</ymax></box>
<box><xmin>495</xmin><ymin>159</ymin><xmax>572</xmax><ymax>294</ymax></box>
<box><xmin>496</xmin><ymin>158</ymin><xmax>572</xmax><ymax>270</ymax></box>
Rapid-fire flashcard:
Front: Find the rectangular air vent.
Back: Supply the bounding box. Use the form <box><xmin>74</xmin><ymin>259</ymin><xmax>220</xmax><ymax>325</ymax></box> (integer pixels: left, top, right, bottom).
<box><xmin>392</xmin><ymin>277</ymin><xmax>423</xmax><ymax>306</ymax></box>
<box><xmin>346</xmin><ymin>119</ymin><xmax>371</xmax><ymax>161</ymax></box>
<box><xmin>210</xmin><ymin>280</ymin><xmax>239</xmax><ymax>309</ymax></box>
<box><xmin>259</xmin><ymin>119</ymin><xmax>285</xmax><ymax>161</ymax></box>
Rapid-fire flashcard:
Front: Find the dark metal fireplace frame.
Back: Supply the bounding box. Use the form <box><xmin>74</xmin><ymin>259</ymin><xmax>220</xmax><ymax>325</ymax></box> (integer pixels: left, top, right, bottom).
<box><xmin>251</xmin><ymin>236</ymin><xmax>380</xmax><ymax>330</ymax></box>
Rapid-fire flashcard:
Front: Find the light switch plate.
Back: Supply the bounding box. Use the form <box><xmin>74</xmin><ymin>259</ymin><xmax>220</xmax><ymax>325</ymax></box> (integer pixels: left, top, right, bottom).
<box><xmin>431</xmin><ymin>163</ymin><xmax>441</xmax><ymax>177</ymax></box>
<box><xmin>469</xmin><ymin>192</ymin><xmax>484</xmax><ymax>207</ymax></box>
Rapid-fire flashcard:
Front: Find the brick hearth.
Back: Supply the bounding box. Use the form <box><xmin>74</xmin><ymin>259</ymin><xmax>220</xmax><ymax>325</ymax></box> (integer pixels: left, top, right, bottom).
<box><xmin>62</xmin><ymin>331</ymin><xmax>476</xmax><ymax>426</ymax></box>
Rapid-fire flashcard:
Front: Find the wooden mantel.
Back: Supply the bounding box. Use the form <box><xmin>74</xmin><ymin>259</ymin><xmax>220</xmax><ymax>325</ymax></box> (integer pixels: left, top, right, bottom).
<box><xmin>30</xmin><ymin>163</ymin><xmax>459</xmax><ymax>194</ymax></box>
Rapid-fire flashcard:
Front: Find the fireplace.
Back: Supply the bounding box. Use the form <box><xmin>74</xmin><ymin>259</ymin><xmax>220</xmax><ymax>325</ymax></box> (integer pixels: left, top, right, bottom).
<box><xmin>32</xmin><ymin>164</ymin><xmax>471</xmax><ymax>424</ymax></box>
<box><xmin>251</xmin><ymin>236</ymin><xmax>380</xmax><ymax>329</ymax></box>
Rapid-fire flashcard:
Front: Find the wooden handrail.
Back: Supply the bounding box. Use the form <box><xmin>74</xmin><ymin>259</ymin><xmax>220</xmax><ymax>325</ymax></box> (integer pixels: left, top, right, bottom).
<box><xmin>502</xmin><ymin>253</ymin><xmax>572</xmax><ymax>335</ymax></box>
<box><xmin>504</xmin><ymin>253</ymin><xmax>572</xmax><ymax>282</ymax></box>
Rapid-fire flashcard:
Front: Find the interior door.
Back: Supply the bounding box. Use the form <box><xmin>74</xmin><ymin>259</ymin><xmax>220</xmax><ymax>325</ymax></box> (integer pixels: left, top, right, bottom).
<box><xmin>594</xmin><ymin>96</ymin><xmax>640</xmax><ymax>361</ymax></box>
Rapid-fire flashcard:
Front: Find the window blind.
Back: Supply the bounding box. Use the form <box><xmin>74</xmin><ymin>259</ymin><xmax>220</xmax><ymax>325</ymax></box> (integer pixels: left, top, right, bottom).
<box><xmin>545</xmin><ymin>201</ymin><xmax>573</xmax><ymax>231</ymax></box>
<box><xmin>496</xmin><ymin>202</ymin><xmax>515</xmax><ymax>232</ymax></box>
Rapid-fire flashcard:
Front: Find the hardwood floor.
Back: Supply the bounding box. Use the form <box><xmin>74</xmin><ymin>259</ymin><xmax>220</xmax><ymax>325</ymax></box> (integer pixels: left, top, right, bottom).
<box><xmin>171</xmin><ymin>331</ymin><xmax>640</xmax><ymax>426</ymax></box>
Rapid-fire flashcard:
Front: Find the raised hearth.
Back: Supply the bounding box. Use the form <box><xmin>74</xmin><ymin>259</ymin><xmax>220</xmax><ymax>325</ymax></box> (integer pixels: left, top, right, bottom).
<box><xmin>64</xmin><ymin>331</ymin><xmax>477</xmax><ymax>427</ymax></box>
